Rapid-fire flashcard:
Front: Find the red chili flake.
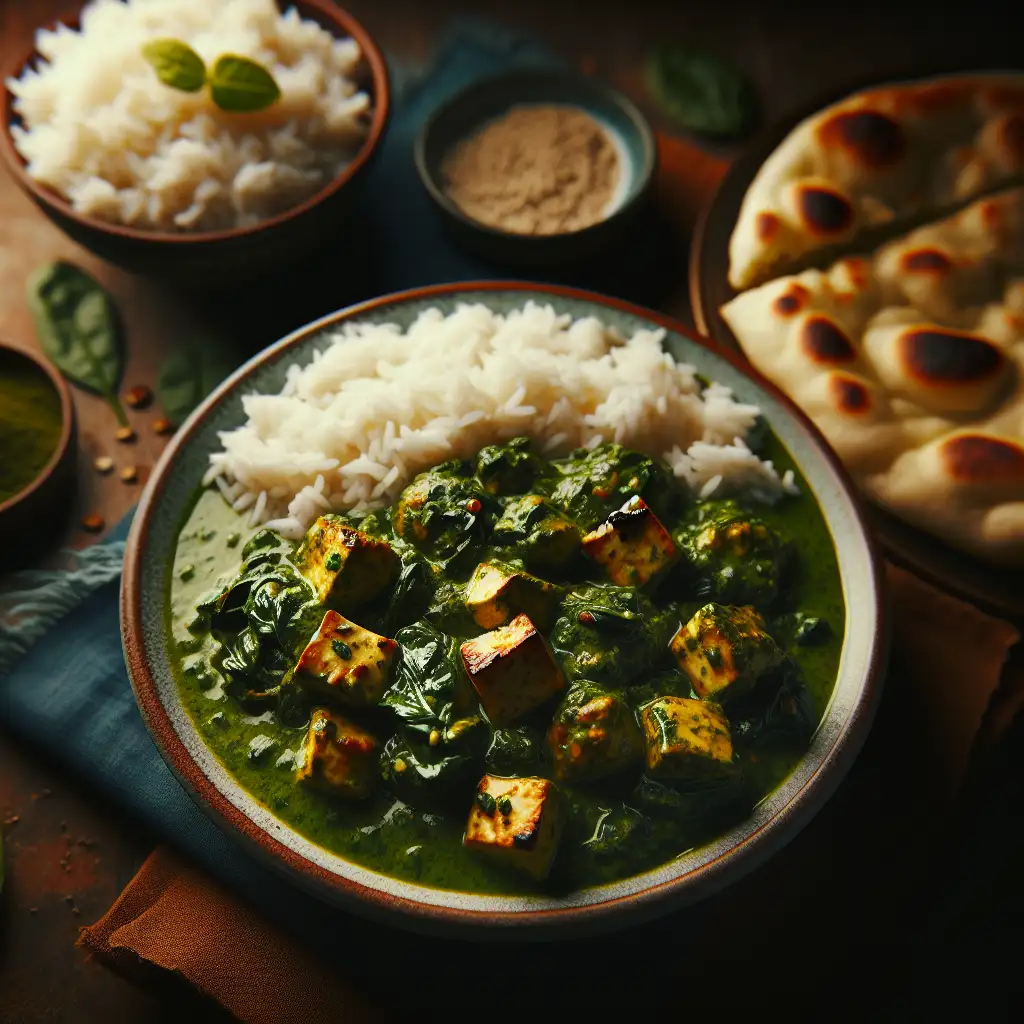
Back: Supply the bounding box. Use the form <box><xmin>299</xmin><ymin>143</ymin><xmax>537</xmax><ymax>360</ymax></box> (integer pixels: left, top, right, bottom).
<box><xmin>465</xmin><ymin>498</ymin><xmax>482</xmax><ymax>513</ymax></box>
<box><xmin>578</xmin><ymin>611</ymin><xmax>596</xmax><ymax>626</ymax></box>
<box><xmin>153</xmin><ymin>418</ymin><xmax>175</xmax><ymax>436</ymax></box>
<box><xmin>124</xmin><ymin>385</ymin><xmax>153</xmax><ymax>410</ymax></box>
<box><xmin>81</xmin><ymin>514</ymin><xmax>105</xmax><ymax>533</ymax></box>
<box><xmin>115</xmin><ymin>426</ymin><xmax>136</xmax><ymax>443</ymax></box>
<box><xmin>592</xmin><ymin>486</ymin><xmax>610</xmax><ymax>499</ymax></box>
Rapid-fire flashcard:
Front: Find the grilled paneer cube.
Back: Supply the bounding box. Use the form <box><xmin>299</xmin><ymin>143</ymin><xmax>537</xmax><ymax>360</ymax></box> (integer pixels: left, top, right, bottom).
<box><xmin>299</xmin><ymin>515</ymin><xmax>398</xmax><ymax>609</ymax></box>
<box><xmin>641</xmin><ymin>696</ymin><xmax>734</xmax><ymax>779</ymax></box>
<box><xmin>295</xmin><ymin>610</ymin><xmax>398</xmax><ymax>707</ymax></box>
<box><xmin>460</xmin><ymin>614</ymin><xmax>566</xmax><ymax>726</ymax></box>
<box><xmin>547</xmin><ymin>683</ymin><xmax>643</xmax><ymax>783</ymax></box>
<box><xmin>464</xmin><ymin>561</ymin><xmax>560</xmax><ymax>632</ymax></box>
<box><xmin>670</xmin><ymin>603</ymin><xmax>783</xmax><ymax>703</ymax></box>
<box><xmin>493</xmin><ymin>495</ymin><xmax>581</xmax><ymax>571</ymax></box>
<box><xmin>296</xmin><ymin>707</ymin><xmax>379</xmax><ymax>798</ymax></box>
<box><xmin>464</xmin><ymin>775</ymin><xmax>564</xmax><ymax>880</ymax></box>
<box><xmin>582</xmin><ymin>496</ymin><xmax>677</xmax><ymax>587</ymax></box>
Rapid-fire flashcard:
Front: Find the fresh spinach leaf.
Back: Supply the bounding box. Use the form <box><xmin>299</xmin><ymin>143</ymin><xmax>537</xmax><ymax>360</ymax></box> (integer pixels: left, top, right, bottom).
<box><xmin>647</xmin><ymin>44</ymin><xmax>757</xmax><ymax>141</ymax></box>
<box><xmin>26</xmin><ymin>261</ymin><xmax>128</xmax><ymax>425</ymax></box>
<box><xmin>141</xmin><ymin>39</ymin><xmax>207</xmax><ymax>92</ymax></box>
<box><xmin>157</xmin><ymin>336</ymin><xmax>242</xmax><ymax>426</ymax></box>
<box><xmin>209</xmin><ymin>55</ymin><xmax>281</xmax><ymax>113</ymax></box>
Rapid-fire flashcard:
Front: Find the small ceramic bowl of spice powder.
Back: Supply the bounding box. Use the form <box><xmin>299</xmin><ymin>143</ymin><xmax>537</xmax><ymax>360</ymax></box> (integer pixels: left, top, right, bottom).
<box><xmin>415</xmin><ymin>70</ymin><xmax>656</xmax><ymax>266</ymax></box>
<box><xmin>0</xmin><ymin>341</ymin><xmax>76</xmax><ymax>568</ymax></box>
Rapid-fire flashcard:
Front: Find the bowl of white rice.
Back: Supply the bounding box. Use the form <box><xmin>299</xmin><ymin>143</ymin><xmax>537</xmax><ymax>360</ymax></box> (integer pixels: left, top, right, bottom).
<box><xmin>1</xmin><ymin>0</ymin><xmax>389</xmax><ymax>287</ymax></box>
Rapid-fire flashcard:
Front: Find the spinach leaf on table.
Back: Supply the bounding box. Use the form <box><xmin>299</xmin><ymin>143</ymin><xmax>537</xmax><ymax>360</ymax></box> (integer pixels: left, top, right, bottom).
<box><xmin>26</xmin><ymin>261</ymin><xmax>128</xmax><ymax>425</ymax></box>
<box><xmin>647</xmin><ymin>44</ymin><xmax>758</xmax><ymax>141</ymax></box>
<box><xmin>157</xmin><ymin>336</ymin><xmax>243</xmax><ymax>426</ymax></box>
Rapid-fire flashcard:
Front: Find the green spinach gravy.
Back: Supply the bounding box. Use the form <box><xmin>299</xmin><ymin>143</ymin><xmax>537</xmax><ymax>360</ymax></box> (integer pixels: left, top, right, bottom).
<box><xmin>168</xmin><ymin>435</ymin><xmax>844</xmax><ymax>896</ymax></box>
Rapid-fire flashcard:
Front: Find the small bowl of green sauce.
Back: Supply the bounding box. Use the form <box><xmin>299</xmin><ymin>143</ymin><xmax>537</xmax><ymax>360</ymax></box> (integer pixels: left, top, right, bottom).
<box><xmin>0</xmin><ymin>341</ymin><xmax>76</xmax><ymax>568</ymax></box>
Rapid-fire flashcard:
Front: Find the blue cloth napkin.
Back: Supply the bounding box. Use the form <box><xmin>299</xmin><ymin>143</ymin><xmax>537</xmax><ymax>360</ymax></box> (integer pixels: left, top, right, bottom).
<box><xmin>0</xmin><ymin>23</ymin><xmax>702</xmax><ymax>974</ymax></box>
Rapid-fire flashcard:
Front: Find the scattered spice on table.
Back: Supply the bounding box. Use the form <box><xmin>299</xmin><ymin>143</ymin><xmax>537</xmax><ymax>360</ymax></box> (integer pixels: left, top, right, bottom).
<box><xmin>80</xmin><ymin>514</ymin><xmax>105</xmax><ymax>533</ymax></box>
<box><xmin>119</xmin><ymin>466</ymin><xmax>138</xmax><ymax>484</ymax></box>
<box><xmin>93</xmin><ymin>455</ymin><xmax>114</xmax><ymax>475</ymax></box>
<box><xmin>152</xmin><ymin>417</ymin><xmax>175</xmax><ymax>435</ymax></box>
<box><xmin>124</xmin><ymin>384</ymin><xmax>153</xmax><ymax>409</ymax></box>
<box><xmin>0</xmin><ymin>350</ymin><xmax>64</xmax><ymax>505</ymax></box>
<box><xmin>115</xmin><ymin>425</ymin><xmax>137</xmax><ymax>443</ymax></box>
<box><xmin>441</xmin><ymin>104</ymin><xmax>622</xmax><ymax>235</ymax></box>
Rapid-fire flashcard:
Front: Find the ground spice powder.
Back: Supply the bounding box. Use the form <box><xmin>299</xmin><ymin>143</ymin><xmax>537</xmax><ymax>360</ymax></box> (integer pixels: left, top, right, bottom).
<box><xmin>441</xmin><ymin>104</ymin><xmax>621</xmax><ymax>235</ymax></box>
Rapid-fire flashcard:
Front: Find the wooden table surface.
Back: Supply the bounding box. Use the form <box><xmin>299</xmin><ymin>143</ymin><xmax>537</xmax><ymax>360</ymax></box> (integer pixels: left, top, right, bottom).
<box><xmin>3</xmin><ymin>1</ymin><xmax>1024</xmax><ymax>1020</ymax></box>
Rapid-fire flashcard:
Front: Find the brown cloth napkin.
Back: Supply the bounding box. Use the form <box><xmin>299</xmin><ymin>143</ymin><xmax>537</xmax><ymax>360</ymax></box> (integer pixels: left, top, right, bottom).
<box><xmin>79</xmin><ymin>135</ymin><xmax>1024</xmax><ymax>1020</ymax></box>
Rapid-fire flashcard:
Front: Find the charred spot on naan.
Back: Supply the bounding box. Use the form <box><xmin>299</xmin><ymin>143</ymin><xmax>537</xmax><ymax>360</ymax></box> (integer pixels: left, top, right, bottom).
<box><xmin>755</xmin><ymin>212</ymin><xmax>781</xmax><ymax>243</ymax></box>
<box><xmin>772</xmin><ymin>283</ymin><xmax>810</xmax><ymax>318</ymax></box>
<box><xmin>802</xmin><ymin>316</ymin><xmax>857</xmax><ymax>364</ymax></box>
<box><xmin>979</xmin><ymin>83</ymin><xmax>1024</xmax><ymax>111</ymax></box>
<box><xmin>901</xmin><ymin>248</ymin><xmax>952</xmax><ymax>274</ymax></box>
<box><xmin>898</xmin><ymin>328</ymin><xmax>1005</xmax><ymax>387</ymax></box>
<box><xmin>817</xmin><ymin>109</ymin><xmax>906</xmax><ymax>170</ymax></box>
<box><xmin>828</xmin><ymin>372</ymin><xmax>874</xmax><ymax>415</ymax></box>
<box><xmin>795</xmin><ymin>184</ymin><xmax>854</xmax><ymax>236</ymax></box>
<box><xmin>940</xmin><ymin>434</ymin><xmax>1024</xmax><ymax>487</ymax></box>
<box><xmin>999</xmin><ymin>112</ymin><xmax>1024</xmax><ymax>161</ymax></box>
<box><xmin>897</xmin><ymin>79</ymin><xmax>974</xmax><ymax>116</ymax></box>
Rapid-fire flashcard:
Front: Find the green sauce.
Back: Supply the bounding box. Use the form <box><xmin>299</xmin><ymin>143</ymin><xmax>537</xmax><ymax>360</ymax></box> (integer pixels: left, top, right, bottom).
<box><xmin>167</xmin><ymin>435</ymin><xmax>845</xmax><ymax>895</ymax></box>
<box><xmin>0</xmin><ymin>351</ymin><xmax>63</xmax><ymax>504</ymax></box>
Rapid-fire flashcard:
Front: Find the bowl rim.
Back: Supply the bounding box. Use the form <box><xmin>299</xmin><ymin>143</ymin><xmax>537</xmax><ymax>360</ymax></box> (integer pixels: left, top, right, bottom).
<box><xmin>121</xmin><ymin>280</ymin><xmax>888</xmax><ymax>939</ymax></box>
<box><xmin>0</xmin><ymin>339</ymin><xmax>75</xmax><ymax>518</ymax></box>
<box><xmin>413</xmin><ymin>68</ymin><xmax>658</xmax><ymax>244</ymax></box>
<box><xmin>0</xmin><ymin>0</ymin><xmax>391</xmax><ymax>246</ymax></box>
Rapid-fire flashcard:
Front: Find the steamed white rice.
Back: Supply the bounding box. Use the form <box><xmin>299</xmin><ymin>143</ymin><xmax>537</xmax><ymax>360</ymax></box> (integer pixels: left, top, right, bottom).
<box><xmin>206</xmin><ymin>303</ymin><xmax>797</xmax><ymax>540</ymax></box>
<box><xmin>7</xmin><ymin>0</ymin><xmax>371</xmax><ymax>231</ymax></box>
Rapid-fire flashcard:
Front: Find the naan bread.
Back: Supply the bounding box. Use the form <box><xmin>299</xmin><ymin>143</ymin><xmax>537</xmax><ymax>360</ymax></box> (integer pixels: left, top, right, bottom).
<box><xmin>728</xmin><ymin>73</ymin><xmax>1024</xmax><ymax>289</ymax></box>
<box><xmin>721</xmin><ymin>187</ymin><xmax>1024</xmax><ymax>564</ymax></box>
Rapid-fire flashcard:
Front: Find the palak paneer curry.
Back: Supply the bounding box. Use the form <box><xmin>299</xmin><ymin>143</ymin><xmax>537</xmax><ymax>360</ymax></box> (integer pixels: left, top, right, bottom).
<box><xmin>169</xmin><ymin>436</ymin><xmax>843</xmax><ymax>895</ymax></box>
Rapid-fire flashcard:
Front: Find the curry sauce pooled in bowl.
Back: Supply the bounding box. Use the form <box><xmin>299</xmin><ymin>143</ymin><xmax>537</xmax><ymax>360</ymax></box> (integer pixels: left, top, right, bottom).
<box><xmin>165</xmin><ymin>301</ymin><xmax>846</xmax><ymax>896</ymax></box>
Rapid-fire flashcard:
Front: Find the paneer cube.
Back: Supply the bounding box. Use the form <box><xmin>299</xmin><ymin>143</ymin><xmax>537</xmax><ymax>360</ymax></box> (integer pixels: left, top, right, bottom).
<box><xmin>548</xmin><ymin>685</ymin><xmax>643</xmax><ymax>783</ymax></box>
<box><xmin>295</xmin><ymin>610</ymin><xmax>398</xmax><ymax>707</ymax></box>
<box><xmin>581</xmin><ymin>496</ymin><xmax>677</xmax><ymax>587</ymax></box>
<box><xmin>464</xmin><ymin>775</ymin><xmax>564</xmax><ymax>880</ymax></box>
<box><xmin>299</xmin><ymin>515</ymin><xmax>399</xmax><ymax>609</ymax></box>
<box><xmin>641</xmin><ymin>696</ymin><xmax>734</xmax><ymax>780</ymax></box>
<box><xmin>464</xmin><ymin>561</ymin><xmax>560</xmax><ymax>632</ymax></box>
<box><xmin>670</xmin><ymin>602</ymin><xmax>784</xmax><ymax>703</ymax></box>
<box><xmin>460</xmin><ymin>614</ymin><xmax>566</xmax><ymax>726</ymax></box>
<box><xmin>493</xmin><ymin>495</ymin><xmax>581</xmax><ymax>571</ymax></box>
<box><xmin>296</xmin><ymin>707</ymin><xmax>379</xmax><ymax>798</ymax></box>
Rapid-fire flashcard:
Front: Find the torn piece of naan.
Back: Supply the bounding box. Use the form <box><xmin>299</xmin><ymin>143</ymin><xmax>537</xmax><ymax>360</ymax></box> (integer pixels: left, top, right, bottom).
<box><xmin>728</xmin><ymin>73</ymin><xmax>1024</xmax><ymax>289</ymax></box>
<box><xmin>721</xmin><ymin>186</ymin><xmax>1024</xmax><ymax>564</ymax></box>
